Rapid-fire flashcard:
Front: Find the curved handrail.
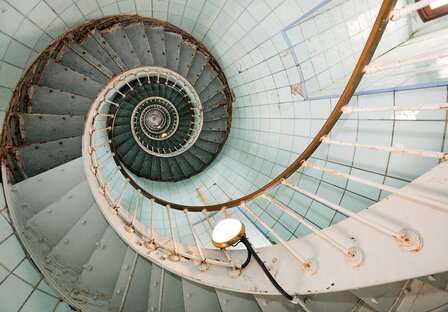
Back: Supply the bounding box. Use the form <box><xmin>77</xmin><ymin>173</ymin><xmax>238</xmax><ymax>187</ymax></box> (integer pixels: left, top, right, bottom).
<box><xmin>98</xmin><ymin>0</ymin><xmax>398</xmax><ymax>212</ymax></box>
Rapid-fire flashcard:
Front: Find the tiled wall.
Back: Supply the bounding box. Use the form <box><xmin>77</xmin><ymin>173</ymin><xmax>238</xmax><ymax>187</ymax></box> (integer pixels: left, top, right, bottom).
<box><xmin>284</xmin><ymin>0</ymin><xmax>412</xmax><ymax>98</ymax></box>
<box><xmin>0</xmin><ymin>185</ymin><xmax>74</xmax><ymax>311</ymax></box>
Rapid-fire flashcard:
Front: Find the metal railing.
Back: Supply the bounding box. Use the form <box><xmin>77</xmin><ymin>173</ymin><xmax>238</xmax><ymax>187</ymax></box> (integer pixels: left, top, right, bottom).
<box><xmin>82</xmin><ymin>0</ymin><xmax>448</xmax><ymax>283</ymax></box>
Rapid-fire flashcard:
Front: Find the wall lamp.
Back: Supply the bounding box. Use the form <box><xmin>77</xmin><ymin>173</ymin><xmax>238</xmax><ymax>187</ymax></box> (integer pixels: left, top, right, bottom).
<box><xmin>212</xmin><ymin>218</ymin><xmax>300</xmax><ymax>303</ymax></box>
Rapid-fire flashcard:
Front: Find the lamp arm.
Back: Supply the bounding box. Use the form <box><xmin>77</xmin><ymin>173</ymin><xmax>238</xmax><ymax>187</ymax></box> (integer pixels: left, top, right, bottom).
<box><xmin>240</xmin><ymin>235</ymin><xmax>294</xmax><ymax>302</ymax></box>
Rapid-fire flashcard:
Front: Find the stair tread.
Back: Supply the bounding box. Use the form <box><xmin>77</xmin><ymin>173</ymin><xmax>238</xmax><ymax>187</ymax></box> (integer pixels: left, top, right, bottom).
<box><xmin>27</xmin><ymin>179</ymin><xmax>93</xmax><ymax>245</ymax></box>
<box><xmin>102</xmin><ymin>28</ymin><xmax>141</xmax><ymax>69</ymax></box>
<box><xmin>17</xmin><ymin>136</ymin><xmax>82</xmax><ymax>178</ymax></box>
<box><xmin>81</xmin><ymin>35</ymin><xmax>122</xmax><ymax>74</ymax></box>
<box><xmin>76</xmin><ymin>227</ymin><xmax>128</xmax><ymax>297</ymax></box>
<box><xmin>58</xmin><ymin>46</ymin><xmax>110</xmax><ymax>84</ymax></box>
<box><xmin>147</xmin><ymin>27</ymin><xmax>166</xmax><ymax>67</ymax></box>
<box><xmin>67</xmin><ymin>42</ymin><xmax>115</xmax><ymax>78</ymax></box>
<box><xmin>178</xmin><ymin>42</ymin><xmax>196</xmax><ymax>77</ymax></box>
<box><xmin>41</xmin><ymin>60</ymin><xmax>103</xmax><ymax>98</ymax></box>
<box><xmin>90</xmin><ymin>31</ymin><xmax>128</xmax><ymax>72</ymax></box>
<box><xmin>186</xmin><ymin>51</ymin><xmax>209</xmax><ymax>86</ymax></box>
<box><xmin>48</xmin><ymin>203</ymin><xmax>108</xmax><ymax>270</ymax></box>
<box><xmin>124</xmin><ymin>24</ymin><xmax>155</xmax><ymax>66</ymax></box>
<box><xmin>29</xmin><ymin>85</ymin><xmax>92</xmax><ymax>116</ymax></box>
<box><xmin>164</xmin><ymin>31</ymin><xmax>182</xmax><ymax>72</ymax></box>
<box><xmin>17</xmin><ymin>113</ymin><xmax>84</xmax><ymax>145</ymax></box>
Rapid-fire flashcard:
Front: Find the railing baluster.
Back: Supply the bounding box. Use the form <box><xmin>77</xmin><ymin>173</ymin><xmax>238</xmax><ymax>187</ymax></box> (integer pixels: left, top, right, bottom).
<box><xmin>281</xmin><ymin>178</ymin><xmax>423</xmax><ymax>252</ymax></box>
<box><xmin>302</xmin><ymin>161</ymin><xmax>448</xmax><ymax>212</ymax></box>
<box><xmin>390</xmin><ymin>0</ymin><xmax>440</xmax><ymax>21</ymax></box>
<box><xmin>112</xmin><ymin>178</ymin><xmax>129</xmax><ymax>213</ymax></box>
<box><xmin>100</xmin><ymin>166</ymin><xmax>121</xmax><ymax>191</ymax></box>
<box><xmin>241</xmin><ymin>203</ymin><xmax>317</xmax><ymax>275</ymax></box>
<box><xmin>95</xmin><ymin>113</ymin><xmax>115</xmax><ymax>118</ymax></box>
<box><xmin>105</xmin><ymin>99</ymin><xmax>120</xmax><ymax>107</ymax></box>
<box><xmin>89</xmin><ymin>126</ymin><xmax>111</xmax><ymax>135</ymax></box>
<box><xmin>166</xmin><ymin>205</ymin><xmax>181</xmax><ymax>262</ymax></box>
<box><xmin>89</xmin><ymin>139</ymin><xmax>112</xmax><ymax>154</ymax></box>
<box><xmin>321</xmin><ymin>136</ymin><xmax>448</xmax><ymax>160</ymax></box>
<box><xmin>184</xmin><ymin>208</ymin><xmax>209</xmax><ymax>271</ymax></box>
<box><xmin>91</xmin><ymin>152</ymin><xmax>115</xmax><ymax>175</ymax></box>
<box><xmin>363</xmin><ymin>51</ymin><xmax>448</xmax><ymax>74</ymax></box>
<box><xmin>342</xmin><ymin>103</ymin><xmax>448</xmax><ymax>114</ymax></box>
<box><xmin>125</xmin><ymin>190</ymin><xmax>141</xmax><ymax>233</ymax></box>
<box><xmin>261</xmin><ymin>194</ymin><xmax>365</xmax><ymax>267</ymax></box>
<box><xmin>143</xmin><ymin>198</ymin><xmax>157</xmax><ymax>251</ymax></box>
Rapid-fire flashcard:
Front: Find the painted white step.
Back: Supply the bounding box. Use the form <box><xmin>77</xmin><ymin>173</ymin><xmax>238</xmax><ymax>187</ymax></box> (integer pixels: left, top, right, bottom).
<box><xmin>182</xmin><ymin>279</ymin><xmax>221</xmax><ymax>312</ymax></box>
<box><xmin>215</xmin><ymin>289</ymin><xmax>261</xmax><ymax>312</ymax></box>
<box><xmin>48</xmin><ymin>204</ymin><xmax>108</xmax><ymax>270</ymax></box>
<box><xmin>14</xmin><ymin>158</ymin><xmax>85</xmax><ymax>219</ymax></box>
<box><xmin>76</xmin><ymin>227</ymin><xmax>128</xmax><ymax>297</ymax></box>
<box><xmin>27</xmin><ymin>179</ymin><xmax>93</xmax><ymax>245</ymax></box>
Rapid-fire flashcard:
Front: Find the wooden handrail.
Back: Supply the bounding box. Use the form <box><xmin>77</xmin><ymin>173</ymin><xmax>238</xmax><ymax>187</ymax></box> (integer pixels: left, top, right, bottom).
<box><xmin>106</xmin><ymin>0</ymin><xmax>398</xmax><ymax>212</ymax></box>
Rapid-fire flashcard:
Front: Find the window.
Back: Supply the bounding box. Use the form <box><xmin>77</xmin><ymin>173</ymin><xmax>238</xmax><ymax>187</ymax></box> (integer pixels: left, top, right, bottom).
<box><xmin>417</xmin><ymin>0</ymin><xmax>448</xmax><ymax>22</ymax></box>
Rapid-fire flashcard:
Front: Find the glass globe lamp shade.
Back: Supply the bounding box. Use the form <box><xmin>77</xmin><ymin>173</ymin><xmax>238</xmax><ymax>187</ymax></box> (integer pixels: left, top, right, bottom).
<box><xmin>212</xmin><ymin>218</ymin><xmax>245</xmax><ymax>248</ymax></box>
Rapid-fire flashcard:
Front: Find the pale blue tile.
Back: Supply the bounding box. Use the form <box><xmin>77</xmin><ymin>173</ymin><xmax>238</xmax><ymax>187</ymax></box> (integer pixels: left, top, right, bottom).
<box><xmin>0</xmin><ymin>274</ymin><xmax>33</xmax><ymax>311</ymax></box>
<box><xmin>13</xmin><ymin>259</ymin><xmax>41</xmax><ymax>286</ymax></box>
<box><xmin>0</xmin><ymin>235</ymin><xmax>25</xmax><ymax>270</ymax></box>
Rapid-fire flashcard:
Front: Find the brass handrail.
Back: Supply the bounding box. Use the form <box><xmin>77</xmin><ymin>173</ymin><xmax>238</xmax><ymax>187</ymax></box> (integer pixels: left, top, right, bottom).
<box><xmin>104</xmin><ymin>0</ymin><xmax>398</xmax><ymax>212</ymax></box>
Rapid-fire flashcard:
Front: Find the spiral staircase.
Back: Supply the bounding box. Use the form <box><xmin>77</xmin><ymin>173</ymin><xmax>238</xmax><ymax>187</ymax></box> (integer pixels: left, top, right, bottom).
<box><xmin>1</xmin><ymin>0</ymin><xmax>448</xmax><ymax>312</ymax></box>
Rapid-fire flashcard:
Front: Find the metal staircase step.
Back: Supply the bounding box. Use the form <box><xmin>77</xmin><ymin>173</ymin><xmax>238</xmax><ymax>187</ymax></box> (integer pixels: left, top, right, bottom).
<box><xmin>14</xmin><ymin>158</ymin><xmax>85</xmax><ymax>216</ymax></box>
<box><xmin>57</xmin><ymin>46</ymin><xmax>110</xmax><ymax>84</ymax></box>
<box><xmin>66</xmin><ymin>42</ymin><xmax>115</xmax><ymax>78</ymax></box>
<box><xmin>75</xmin><ymin>227</ymin><xmax>128</xmax><ymax>298</ymax></box>
<box><xmin>159</xmin><ymin>158</ymin><xmax>173</xmax><ymax>181</ymax></box>
<box><xmin>302</xmin><ymin>291</ymin><xmax>361</xmax><ymax>312</ymax></box>
<box><xmin>187</xmin><ymin>51</ymin><xmax>209</xmax><ymax>86</ymax></box>
<box><xmin>178</xmin><ymin>42</ymin><xmax>197</xmax><ymax>78</ymax></box>
<box><xmin>27</xmin><ymin>180</ymin><xmax>93</xmax><ymax>245</ymax></box>
<box><xmin>48</xmin><ymin>203</ymin><xmax>108</xmax><ymax>270</ymax></box>
<box><xmin>166</xmin><ymin>157</ymin><xmax>184</xmax><ymax>180</ymax></box>
<box><xmin>202</xmin><ymin>92</ymin><xmax>227</xmax><ymax>113</ymax></box>
<box><xmin>124</xmin><ymin>24</ymin><xmax>155</xmax><ymax>66</ymax></box>
<box><xmin>148</xmin><ymin>265</ymin><xmax>163</xmax><ymax>312</ymax></box>
<box><xmin>81</xmin><ymin>35</ymin><xmax>123</xmax><ymax>74</ymax></box>
<box><xmin>165</xmin><ymin>32</ymin><xmax>182</xmax><ymax>72</ymax></box>
<box><xmin>122</xmin><ymin>143</ymin><xmax>141</xmax><ymax>166</ymax></box>
<box><xmin>147</xmin><ymin>27</ymin><xmax>166</xmax><ymax>67</ymax></box>
<box><xmin>17</xmin><ymin>136</ymin><xmax>81</xmax><ymax>178</ymax></box>
<box><xmin>215</xmin><ymin>289</ymin><xmax>261</xmax><ymax>312</ymax></box>
<box><xmin>110</xmin><ymin>248</ymin><xmax>138</xmax><ymax>311</ymax></box>
<box><xmin>203</xmin><ymin>119</ymin><xmax>228</xmax><ymax>132</ymax></box>
<box><xmin>117</xmin><ymin>137</ymin><xmax>137</xmax><ymax>156</ymax></box>
<box><xmin>182</xmin><ymin>279</ymin><xmax>221</xmax><ymax>312</ymax></box>
<box><xmin>194</xmin><ymin>66</ymin><xmax>218</xmax><ymax>94</ymax></box>
<box><xmin>254</xmin><ymin>295</ymin><xmax>303</xmax><ymax>312</ymax></box>
<box><xmin>121</xmin><ymin>256</ymin><xmax>152</xmax><ymax>312</ymax></box>
<box><xmin>90</xmin><ymin>31</ymin><xmax>128</xmax><ymax>72</ymax></box>
<box><xmin>199</xmin><ymin>77</ymin><xmax>225</xmax><ymax>104</ymax></box>
<box><xmin>198</xmin><ymin>130</ymin><xmax>226</xmax><ymax>143</ymax></box>
<box><xmin>17</xmin><ymin>113</ymin><xmax>83</xmax><ymax>145</ymax></box>
<box><xmin>102</xmin><ymin>28</ymin><xmax>141</xmax><ymax>69</ymax></box>
<box><xmin>41</xmin><ymin>60</ymin><xmax>103</xmax><ymax>98</ymax></box>
<box><xmin>129</xmin><ymin>148</ymin><xmax>146</xmax><ymax>173</ymax></box>
<box><xmin>174</xmin><ymin>155</ymin><xmax>195</xmax><ymax>177</ymax></box>
<box><xmin>160</xmin><ymin>271</ymin><xmax>185</xmax><ymax>312</ymax></box>
<box><xmin>194</xmin><ymin>138</ymin><xmax>219</xmax><ymax>154</ymax></box>
<box><xmin>29</xmin><ymin>85</ymin><xmax>92</xmax><ymax>116</ymax></box>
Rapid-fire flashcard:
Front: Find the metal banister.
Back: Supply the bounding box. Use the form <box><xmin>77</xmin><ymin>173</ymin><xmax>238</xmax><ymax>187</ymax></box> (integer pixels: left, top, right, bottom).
<box><xmin>101</xmin><ymin>0</ymin><xmax>398</xmax><ymax>212</ymax></box>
